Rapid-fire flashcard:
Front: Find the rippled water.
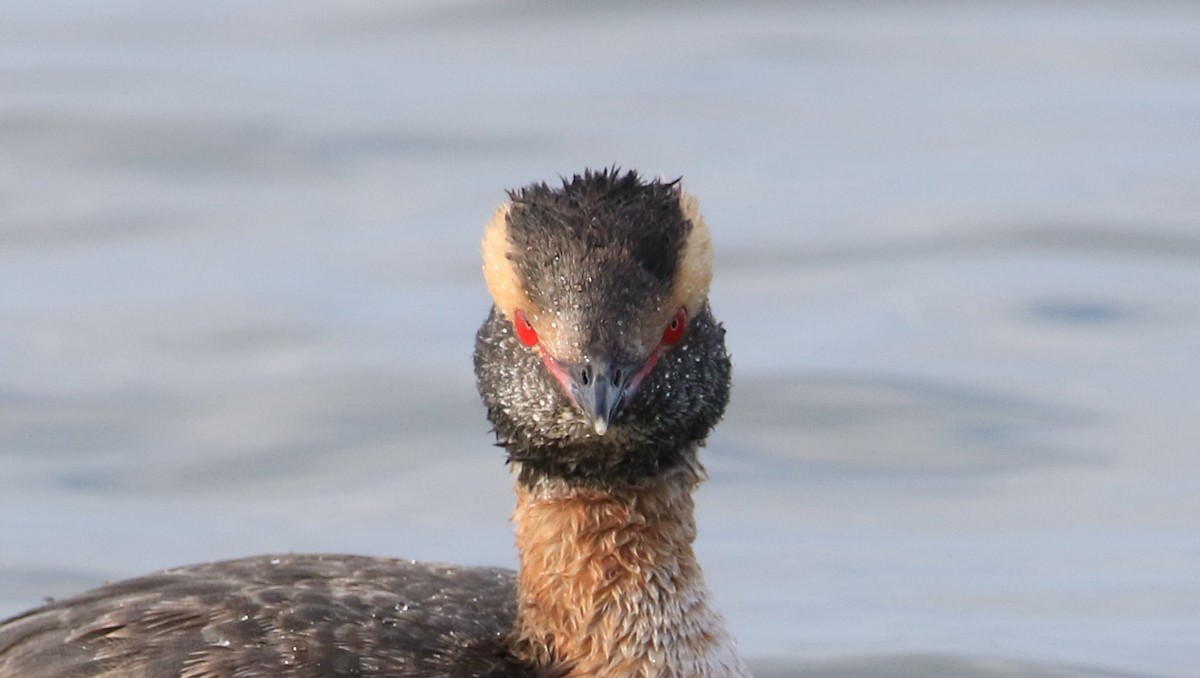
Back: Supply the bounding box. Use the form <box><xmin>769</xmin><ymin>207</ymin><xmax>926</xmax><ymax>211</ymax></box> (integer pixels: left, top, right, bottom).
<box><xmin>2</xmin><ymin>2</ymin><xmax>1198</xmax><ymax>676</ymax></box>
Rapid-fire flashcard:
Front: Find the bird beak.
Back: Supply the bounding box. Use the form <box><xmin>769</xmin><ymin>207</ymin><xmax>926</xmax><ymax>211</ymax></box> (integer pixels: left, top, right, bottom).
<box><xmin>565</xmin><ymin>356</ymin><xmax>640</xmax><ymax>436</ymax></box>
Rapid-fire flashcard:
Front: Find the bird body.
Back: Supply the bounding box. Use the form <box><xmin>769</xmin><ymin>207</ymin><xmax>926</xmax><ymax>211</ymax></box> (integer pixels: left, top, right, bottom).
<box><xmin>0</xmin><ymin>555</ymin><xmax>527</xmax><ymax>677</ymax></box>
<box><xmin>0</xmin><ymin>169</ymin><xmax>749</xmax><ymax>677</ymax></box>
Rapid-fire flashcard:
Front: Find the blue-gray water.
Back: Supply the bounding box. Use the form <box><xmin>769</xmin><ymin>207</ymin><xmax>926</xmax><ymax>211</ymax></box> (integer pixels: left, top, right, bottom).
<box><xmin>2</xmin><ymin>2</ymin><xmax>1198</xmax><ymax>676</ymax></box>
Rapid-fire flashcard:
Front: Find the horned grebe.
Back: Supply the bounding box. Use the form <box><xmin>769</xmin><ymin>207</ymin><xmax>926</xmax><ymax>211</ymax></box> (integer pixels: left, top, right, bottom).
<box><xmin>0</xmin><ymin>169</ymin><xmax>749</xmax><ymax>677</ymax></box>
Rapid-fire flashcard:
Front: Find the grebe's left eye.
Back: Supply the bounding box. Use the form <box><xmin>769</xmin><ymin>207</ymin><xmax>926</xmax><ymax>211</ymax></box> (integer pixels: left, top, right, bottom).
<box><xmin>661</xmin><ymin>307</ymin><xmax>688</xmax><ymax>346</ymax></box>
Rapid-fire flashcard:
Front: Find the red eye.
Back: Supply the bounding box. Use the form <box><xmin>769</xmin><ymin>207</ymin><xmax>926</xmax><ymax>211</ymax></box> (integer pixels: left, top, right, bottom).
<box><xmin>513</xmin><ymin>309</ymin><xmax>539</xmax><ymax>347</ymax></box>
<box><xmin>661</xmin><ymin>306</ymin><xmax>688</xmax><ymax>346</ymax></box>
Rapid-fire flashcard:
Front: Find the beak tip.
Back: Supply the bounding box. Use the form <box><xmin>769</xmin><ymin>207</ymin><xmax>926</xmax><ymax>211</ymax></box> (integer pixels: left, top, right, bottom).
<box><xmin>592</xmin><ymin>418</ymin><xmax>610</xmax><ymax>436</ymax></box>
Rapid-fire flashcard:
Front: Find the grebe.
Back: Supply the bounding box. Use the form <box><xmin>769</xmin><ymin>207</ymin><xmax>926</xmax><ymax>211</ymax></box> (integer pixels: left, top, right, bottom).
<box><xmin>0</xmin><ymin>169</ymin><xmax>749</xmax><ymax>677</ymax></box>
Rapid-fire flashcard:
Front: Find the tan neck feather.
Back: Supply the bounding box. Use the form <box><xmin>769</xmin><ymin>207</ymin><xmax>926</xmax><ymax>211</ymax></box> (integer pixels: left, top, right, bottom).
<box><xmin>511</xmin><ymin>462</ymin><xmax>749</xmax><ymax>677</ymax></box>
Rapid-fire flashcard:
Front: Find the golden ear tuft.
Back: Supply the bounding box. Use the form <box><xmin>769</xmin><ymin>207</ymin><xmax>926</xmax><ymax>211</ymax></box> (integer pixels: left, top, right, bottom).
<box><xmin>670</xmin><ymin>190</ymin><xmax>714</xmax><ymax>313</ymax></box>
<box><xmin>482</xmin><ymin>202</ymin><xmax>531</xmax><ymax>322</ymax></box>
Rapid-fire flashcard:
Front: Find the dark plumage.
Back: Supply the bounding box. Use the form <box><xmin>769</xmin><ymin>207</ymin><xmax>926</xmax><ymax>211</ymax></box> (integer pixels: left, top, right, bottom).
<box><xmin>0</xmin><ymin>555</ymin><xmax>541</xmax><ymax>677</ymax></box>
<box><xmin>474</xmin><ymin>303</ymin><xmax>730</xmax><ymax>486</ymax></box>
<box><xmin>505</xmin><ymin>172</ymin><xmax>688</xmax><ymax>316</ymax></box>
<box><xmin>0</xmin><ymin>169</ymin><xmax>745</xmax><ymax>677</ymax></box>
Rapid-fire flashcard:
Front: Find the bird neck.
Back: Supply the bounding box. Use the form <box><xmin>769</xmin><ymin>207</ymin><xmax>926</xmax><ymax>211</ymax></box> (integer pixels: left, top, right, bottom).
<box><xmin>511</xmin><ymin>456</ymin><xmax>749</xmax><ymax>677</ymax></box>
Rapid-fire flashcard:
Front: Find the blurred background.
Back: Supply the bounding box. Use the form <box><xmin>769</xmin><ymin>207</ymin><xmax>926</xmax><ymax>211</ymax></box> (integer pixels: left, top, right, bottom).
<box><xmin>2</xmin><ymin>1</ymin><xmax>1198</xmax><ymax>676</ymax></box>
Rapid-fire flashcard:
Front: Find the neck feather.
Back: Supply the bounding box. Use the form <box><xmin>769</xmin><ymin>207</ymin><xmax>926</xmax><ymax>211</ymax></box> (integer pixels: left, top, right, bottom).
<box><xmin>511</xmin><ymin>455</ymin><xmax>749</xmax><ymax>677</ymax></box>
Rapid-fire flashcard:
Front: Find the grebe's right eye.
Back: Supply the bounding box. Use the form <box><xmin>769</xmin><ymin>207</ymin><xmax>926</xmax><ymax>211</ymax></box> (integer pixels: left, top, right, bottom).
<box><xmin>514</xmin><ymin>309</ymin><xmax>539</xmax><ymax>347</ymax></box>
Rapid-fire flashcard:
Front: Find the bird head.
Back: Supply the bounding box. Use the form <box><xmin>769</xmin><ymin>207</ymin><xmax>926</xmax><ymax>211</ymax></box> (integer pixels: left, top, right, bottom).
<box><xmin>474</xmin><ymin>169</ymin><xmax>731</xmax><ymax>487</ymax></box>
